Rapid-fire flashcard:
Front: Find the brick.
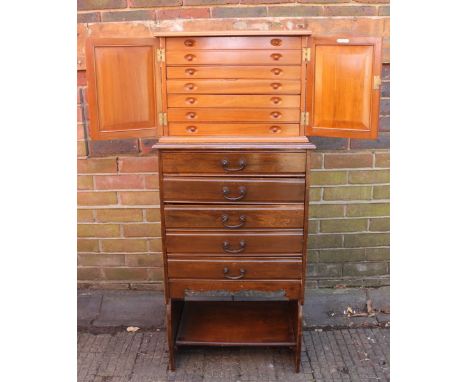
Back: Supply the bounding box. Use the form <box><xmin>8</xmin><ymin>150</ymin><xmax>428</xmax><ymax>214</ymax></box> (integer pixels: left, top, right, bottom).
<box><xmin>140</xmin><ymin>138</ymin><xmax>158</xmax><ymax>155</ymax></box>
<box><xmin>78</xmin><ymin>12</ymin><xmax>101</xmax><ymax>23</ymax></box>
<box><xmin>77</xmin><ymin>141</ymin><xmax>88</xmax><ymax>157</ymax></box>
<box><xmin>78</xmin><ymin>239</ymin><xmax>99</xmax><ymax>252</ymax></box>
<box><xmin>147</xmin><ymin>268</ymin><xmax>164</xmax><ymax>281</ymax></box>
<box><xmin>95</xmin><ymin>209</ymin><xmax>143</xmax><ymax>222</ymax></box>
<box><xmin>323</xmin><ymin>5</ymin><xmax>377</xmax><ymax>16</ymax></box>
<box><xmin>373</xmin><ymin>185</ymin><xmax>390</xmax><ymax>199</ymax></box>
<box><xmin>308</xmin><ymin>220</ymin><xmax>319</xmax><ymax>233</ymax></box>
<box><xmin>378</xmin><ymin>5</ymin><xmax>390</xmax><ymax>16</ymax></box>
<box><xmin>380</xmin><ymin>98</ymin><xmax>390</xmax><ymax>115</ymax></box>
<box><xmin>184</xmin><ymin>0</ymin><xmax>238</xmax><ymax>4</ymax></box>
<box><xmin>78</xmin><ymin>192</ymin><xmax>117</xmax><ymax>206</ymax></box>
<box><xmin>299</xmin><ymin>0</ymin><xmax>348</xmax><ymax>3</ymax></box>
<box><xmin>94</xmin><ymin>174</ymin><xmax>146</xmax><ymax>190</ymax></box>
<box><xmin>78</xmin><ymin>158</ymin><xmax>117</xmax><ymax>174</ymax></box>
<box><xmin>157</xmin><ymin>8</ymin><xmax>210</xmax><ymax>20</ymax></box>
<box><xmin>212</xmin><ymin>6</ymin><xmax>267</xmax><ymax>18</ymax></box>
<box><xmin>308</xmin><ymin>234</ymin><xmax>343</xmax><ymax>249</ymax></box>
<box><xmin>353</xmin><ymin>0</ymin><xmax>389</xmax><ymax>3</ymax></box>
<box><xmin>123</xmin><ymin>223</ymin><xmax>161</xmax><ymax>237</ymax></box>
<box><xmin>317</xmin><ymin>248</ymin><xmax>366</xmax><ymax>263</ymax></box>
<box><xmin>148</xmin><ymin>238</ymin><xmax>162</xmax><ymax>252</ymax></box>
<box><xmin>343</xmin><ymin>262</ymin><xmax>388</xmax><ymax>277</ymax></box>
<box><xmin>77</xmin><ymin>71</ymin><xmax>86</xmax><ymax>86</ymax></box>
<box><xmin>375</xmin><ymin>152</ymin><xmax>390</xmax><ymax>168</ymax></box>
<box><xmin>78</xmin><ymin>209</ymin><xmax>95</xmax><ymax>222</ymax></box>
<box><xmin>78</xmin><ymin>0</ymin><xmax>126</xmax><ymax>10</ymax></box>
<box><xmin>307</xmin><ymin>250</ymin><xmax>319</xmax><ymax>263</ymax></box>
<box><xmin>350</xmin><ymin>133</ymin><xmax>390</xmax><ymax>149</ymax></box>
<box><xmin>102</xmin><ymin>10</ymin><xmax>155</xmax><ymax>22</ymax></box>
<box><xmin>348</xmin><ymin>170</ymin><xmax>389</xmax><ymax>184</ymax></box>
<box><xmin>369</xmin><ymin>217</ymin><xmax>390</xmax><ymax>231</ymax></box>
<box><xmin>309</xmin><ymin>188</ymin><xmax>321</xmax><ymax>201</ymax></box>
<box><xmin>130</xmin><ymin>0</ymin><xmax>181</xmax><ymax>7</ymax></box>
<box><xmin>125</xmin><ymin>254</ymin><xmax>163</xmax><ymax>267</ymax></box>
<box><xmin>120</xmin><ymin>191</ymin><xmax>160</xmax><ymax>205</ymax></box>
<box><xmin>78</xmin><ymin>224</ymin><xmax>120</xmax><ymax>238</ymax></box>
<box><xmin>320</xmin><ymin>218</ymin><xmax>367</xmax><ymax>233</ymax></box>
<box><xmin>118</xmin><ymin>156</ymin><xmax>158</xmax><ymax>173</ymax></box>
<box><xmin>101</xmin><ymin>239</ymin><xmax>147</xmax><ymax>252</ymax></box>
<box><xmin>309</xmin><ymin>136</ymin><xmax>348</xmax><ymax>150</ymax></box>
<box><xmin>311</xmin><ymin>171</ymin><xmax>347</xmax><ymax>185</ymax></box>
<box><xmin>366</xmin><ymin>247</ymin><xmax>390</xmax><ymax>261</ymax></box>
<box><xmin>144</xmin><ymin>175</ymin><xmax>159</xmax><ymax>189</ymax></box>
<box><xmin>381</xmin><ymin>81</ymin><xmax>390</xmax><ymax>97</ymax></box>
<box><xmin>145</xmin><ymin>209</ymin><xmax>161</xmax><ymax>222</ymax></box>
<box><xmin>309</xmin><ymin>203</ymin><xmax>345</xmax><ymax>218</ymax></box>
<box><xmin>78</xmin><ymin>267</ymin><xmax>102</xmax><ymax>280</ymax></box>
<box><xmin>130</xmin><ymin>282</ymin><xmax>163</xmax><ymax>291</ymax></box>
<box><xmin>77</xmin><ymin>123</ymin><xmax>86</xmax><ymax>140</ymax></box>
<box><xmin>103</xmin><ymin>267</ymin><xmax>149</xmax><ymax>281</ymax></box>
<box><xmin>78</xmin><ymin>254</ymin><xmax>125</xmax><ymax>266</ymax></box>
<box><xmin>346</xmin><ymin>203</ymin><xmax>389</xmax><ymax>217</ymax></box>
<box><xmin>88</xmin><ymin>139</ymin><xmax>139</xmax><ymax>157</ymax></box>
<box><xmin>361</xmin><ymin>276</ymin><xmax>390</xmax><ymax>287</ymax></box>
<box><xmin>268</xmin><ymin>6</ymin><xmax>323</xmax><ymax>17</ymax></box>
<box><xmin>311</xmin><ymin>263</ymin><xmax>342</xmax><ymax>277</ymax></box>
<box><xmin>379</xmin><ymin>116</ymin><xmax>390</xmax><ymax>132</ymax></box>
<box><xmin>382</xmin><ymin>64</ymin><xmax>390</xmax><ymax>80</ymax></box>
<box><xmin>309</xmin><ymin>153</ymin><xmax>323</xmax><ymax>169</ymax></box>
<box><xmin>78</xmin><ymin>175</ymin><xmax>94</xmax><ymax>190</ymax></box>
<box><xmin>324</xmin><ymin>153</ymin><xmax>373</xmax><ymax>169</ymax></box>
<box><xmin>323</xmin><ymin>186</ymin><xmax>372</xmax><ymax>201</ymax></box>
<box><xmin>343</xmin><ymin>232</ymin><xmax>389</xmax><ymax>247</ymax></box>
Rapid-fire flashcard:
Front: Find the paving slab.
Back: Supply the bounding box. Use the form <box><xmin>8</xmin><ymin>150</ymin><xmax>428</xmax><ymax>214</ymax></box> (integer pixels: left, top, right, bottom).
<box><xmin>78</xmin><ymin>291</ymin><xmax>102</xmax><ymax>327</ymax></box>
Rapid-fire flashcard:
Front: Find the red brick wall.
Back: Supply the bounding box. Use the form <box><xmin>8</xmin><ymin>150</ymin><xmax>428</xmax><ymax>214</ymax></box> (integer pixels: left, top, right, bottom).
<box><xmin>77</xmin><ymin>0</ymin><xmax>390</xmax><ymax>290</ymax></box>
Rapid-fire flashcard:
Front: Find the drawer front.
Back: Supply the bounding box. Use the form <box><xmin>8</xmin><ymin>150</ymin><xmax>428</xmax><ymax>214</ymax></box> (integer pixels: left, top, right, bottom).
<box><xmin>161</xmin><ymin>152</ymin><xmax>306</xmax><ymax>175</ymax></box>
<box><xmin>168</xmin><ymin>123</ymin><xmax>300</xmax><ymax>137</ymax></box>
<box><xmin>167</xmin><ymin>108</ymin><xmax>300</xmax><ymax>123</ymax></box>
<box><xmin>169</xmin><ymin>280</ymin><xmax>301</xmax><ymax>299</ymax></box>
<box><xmin>167</xmin><ymin>79</ymin><xmax>301</xmax><ymax>94</ymax></box>
<box><xmin>165</xmin><ymin>231</ymin><xmax>303</xmax><ymax>254</ymax></box>
<box><xmin>167</xmin><ymin>95</ymin><xmax>301</xmax><ymax>108</ymax></box>
<box><xmin>164</xmin><ymin>205</ymin><xmax>304</xmax><ymax>229</ymax></box>
<box><xmin>166</xmin><ymin>66</ymin><xmax>302</xmax><ymax>80</ymax></box>
<box><xmin>166</xmin><ymin>50</ymin><xmax>301</xmax><ymax>66</ymax></box>
<box><xmin>166</xmin><ymin>36</ymin><xmax>302</xmax><ymax>51</ymax></box>
<box><xmin>167</xmin><ymin>257</ymin><xmax>302</xmax><ymax>280</ymax></box>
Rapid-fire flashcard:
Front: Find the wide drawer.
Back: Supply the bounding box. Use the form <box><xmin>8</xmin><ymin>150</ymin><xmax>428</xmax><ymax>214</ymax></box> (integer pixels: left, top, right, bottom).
<box><xmin>167</xmin><ymin>257</ymin><xmax>302</xmax><ymax>280</ymax></box>
<box><xmin>167</xmin><ymin>95</ymin><xmax>301</xmax><ymax>108</ymax></box>
<box><xmin>166</xmin><ymin>36</ymin><xmax>302</xmax><ymax>51</ymax></box>
<box><xmin>169</xmin><ymin>280</ymin><xmax>301</xmax><ymax>300</ymax></box>
<box><xmin>161</xmin><ymin>151</ymin><xmax>306</xmax><ymax>175</ymax></box>
<box><xmin>164</xmin><ymin>204</ymin><xmax>304</xmax><ymax>229</ymax></box>
<box><xmin>167</xmin><ymin>108</ymin><xmax>300</xmax><ymax>123</ymax></box>
<box><xmin>166</xmin><ymin>79</ymin><xmax>301</xmax><ymax>94</ymax></box>
<box><xmin>168</xmin><ymin>123</ymin><xmax>300</xmax><ymax>137</ymax></box>
<box><xmin>166</xmin><ymin>66</ymin><xmax>302</xmax><ymax>79</ymax></box>
<box><xmin>166</xmin><ymin>50</ymin><xmax>301</xmax><ymax>66</ymax></box>
<box><xmin>165</xmin><ymin>231</ymin><xmax>303</xmax><ymax>254</ymax></box>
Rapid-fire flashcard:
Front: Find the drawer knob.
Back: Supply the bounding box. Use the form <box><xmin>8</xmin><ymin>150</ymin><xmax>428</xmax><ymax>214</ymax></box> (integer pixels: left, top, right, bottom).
<box><xmin>221</xmin><ymin>159</ymin><xmax>247</xmax><ymax>172</ymax></box>
<box><xmin>186</xmin><ymin>112</ymin><xmax>197</xmax><ymax>119</ymax></box>
<box><xmin>184</xmin><ymin>54</ymin><xmax>195</xmax><ymax>61</ymax></box>
<box><xmin>270</xmin><ymin>111</ymin><xmax>282</xmax><ymax>119</ymax></box>
<box><xmin>223</xmin><ymin>266</ymin><xmax>246</xmax><ymax>279</ymax></box>
<box><xmin>271</xmin><ymin>82</ymin><xmax>281</xmax><ymax>90</ymax></box>
<box><xmin>271</xmin><ymin>68</ymin><xmax>282</xmax><ymax>76</ymax></box>
<box><xmin>185</xmin><ymin>68</ymin><xmax>196</xmax><ymax>76</ymax></box>
<box><xmin>186</xmin><ymin>125</ymin><xmax>198</xmax><ymax>133</ymax></box>
<box><xmin>222</xmin><ymin>240</ymin><xmax>246</xmax><ymax>254</ymax></box>
<box><xmin>222</xmin><ymin>186</ymin><xmax>247</xmax><ymax>201</ymax></box>
<box><xmin>271</xmin><ymin>53</ymin><xmax>282</xmax><ymax>61</ymax></box>
<box><xmin>270</xmin><ymin>96</ymin><xmax>282</xmax><ymax>105</ymax></box>
<box><xmin>221</xmin><ymin>214</ymin><xmax>247</xmax><ymax>229</ymax></box>
<box><xmin>186</xmin><ymin>97</ymin><xmax>197</xmax><ymax>105</ymax></box>
<box><xmin>184</xmin><ymin>83</ymin><xmax>196</xmax><ymax>91</ymax></box>
<box><xmin>184</xmin><ymin>39</ymin><xmax>195</xmax><ymax>47</ymax></box>
<box><xmin>270</xmin><ymin>38</ymin><xmax>282</xmax><ymax>47</ymax></box>
<box><xmin>270</xmin><ymin>126</ymin><xmax>281</xmax><ymax>133</ymax></box>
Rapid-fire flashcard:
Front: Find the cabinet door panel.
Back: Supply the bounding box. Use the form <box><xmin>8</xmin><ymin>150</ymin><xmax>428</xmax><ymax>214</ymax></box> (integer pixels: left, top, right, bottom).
<box><xmin>306</xmin><ymin>37</ymin><xmax>382</xmax><ymax>139</ymax></box>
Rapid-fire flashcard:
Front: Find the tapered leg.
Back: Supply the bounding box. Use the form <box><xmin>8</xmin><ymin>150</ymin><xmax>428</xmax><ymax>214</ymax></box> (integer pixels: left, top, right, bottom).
<box><xmin>166</xmin><ymin>300</ymin><xmax>176</xmax><ymax>371</ymax></box>
<box><xmin>295</xmin><ymin>302</ymin><xmax>303</xmax><ymax>373</ymax></box>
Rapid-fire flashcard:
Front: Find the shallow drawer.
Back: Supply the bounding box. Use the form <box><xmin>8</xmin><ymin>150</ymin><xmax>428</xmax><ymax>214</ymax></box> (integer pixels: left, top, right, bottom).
<box><xmin>166</xmin><ymin>36</ymin><xmax>302</xmax><ymax>51</ymax></box>
<box><xmin>164</xmin><ymin>204</ymin><xmax>304</xmax><ymax>229</ymax></box>
<box><xmin>166</xmin><ymin>50</ymin><xmax>301</xmax><ymax>66</ymax></box>
<box><xmin>161</xmin><ymin>152</ymin><xmax>306</xmax><ymax>175</ymax></box>
<box><xmin>165</xmin><ymin>230</ymin><xmax>303</xmax><ymax>254</ymax></box>
<box><xmin>168</xmin><ymin>257</ymin><xmax>302</xmax><ymax>280</ymax></box>
<box><xmin>169</xmin><ymin>280</ymin><xmax>301</xmax><ymax>300</ymax></box>
<box><xmin>167</xmin><ymin>108</ymin><xmax>300</xmax><ymax>123</ymax></box>
<box><xmin>166</xmin><ymin>66</ymin><xmax>302</xmax><ymax>79</ymax></box>
<box><xmin>167</xmin><ymin>95</ymin><xmax>301</xmax><ymax>108</ymax></box>
<box><xmin>168</xmin><ymin>123</ymin><xmax>300</xmax><ymax>137</ymax></box>
<box><xmin>166</xmin><ymin>79</ymin><xmax>301</xmax><ymax>94</ymax></box>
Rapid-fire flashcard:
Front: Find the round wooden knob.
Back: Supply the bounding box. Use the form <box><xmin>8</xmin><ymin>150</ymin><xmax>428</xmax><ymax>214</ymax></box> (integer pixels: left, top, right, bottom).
<box><xmin>270</xmin><ymin>97</ymin><xmax>281</xmax><ymax>105</ymax></box>
<box><xmin>270</xmin><ymin>111</ymin><xmax>281</xmax><ymax>119</ymax></box>
<box><xmin>185</xmin><ymin>68</ymin><xmax>196</xmax><ymax>76</ymax></box>
<box><xmin>186</xmin><ymin>126</ymin><xmax>197</xmax><ymax>133</ymax></box>
<box><xmin>184</xmin><ymin>39</ymin><xmax>195</xmax><ymax>47</ymax></box>
<box><xmin>186</xmin><ymin>97</ymin><xmax>197</xmax><ymax>105</ymax></box>
<box><xmin>186</xmin><ymin>112</ymin><xmax>197</xmax><ymax>119</ymax></box>
<box><xmin>270</xmin><ymin>126</ymin><xmax>281</xmax><ymax>133</ymax></box>
<box><xmin>185</xmin><ymin>83</ymin><xmax>196</xmax><ymax>91</ymax></box>
<box><xmin>270</xmin><ymin>38</ymin><xmax>282</xmax><ymax>47</ymax></box>
<box><xmin>184</xmin><ymin>54</ymin><xmax>195</xmax><ymax>61</ymax></box>
<box><xmin>271</xmin><ymin>68</ymin><xmax>282</xmax><ymax>76</ymax></box>
<box><xmin>271</xmin><ymin>83</ymin><xmax>281</xmax><ymax>90</ymax></box>
<box><xmin>271</xmin><ymin>53</ymin><xmax>282</xmax><ymax>61</ymax></box>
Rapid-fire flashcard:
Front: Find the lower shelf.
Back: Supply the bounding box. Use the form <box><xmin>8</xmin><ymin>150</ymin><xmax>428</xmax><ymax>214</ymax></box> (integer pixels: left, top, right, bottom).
<box><xmin>175</xmin><ymin>300</ymin><xmax>296</xmax><ymax>346</ymax></box>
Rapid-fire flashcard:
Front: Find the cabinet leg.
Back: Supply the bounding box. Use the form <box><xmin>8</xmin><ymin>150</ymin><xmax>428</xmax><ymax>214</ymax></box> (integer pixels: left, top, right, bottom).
<box><xmin>294</xmin><ymin>302</ymin><xmax>303</xmax><ymax>373</ymax></box>
<box><xmin>166</xmin><ymin>301</ymin><xmax>176</xmax><ymax>371</ymax></box>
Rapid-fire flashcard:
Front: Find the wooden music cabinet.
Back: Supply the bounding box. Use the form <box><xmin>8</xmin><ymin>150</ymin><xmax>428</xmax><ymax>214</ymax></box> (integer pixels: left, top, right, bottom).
<box><xmin>85</xmin><ymin>31</ymin><xmax>383</xmax><ymax>372</ymax></box>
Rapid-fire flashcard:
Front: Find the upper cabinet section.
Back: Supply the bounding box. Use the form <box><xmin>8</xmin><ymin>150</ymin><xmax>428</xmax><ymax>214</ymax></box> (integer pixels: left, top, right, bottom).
<box><xmin>305</xmin><ymin>37</ymin><xmax>382</xmax><ymax>139</ymax></box>
<box><xmin>86</xmin><ymin>38</ymin><xmax>160</xmax><ymax>140</ymax></box>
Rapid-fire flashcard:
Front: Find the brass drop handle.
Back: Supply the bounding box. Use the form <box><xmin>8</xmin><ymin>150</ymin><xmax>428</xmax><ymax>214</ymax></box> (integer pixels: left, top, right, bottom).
<box><xmin>186</xmin><ymin>126</ymin><xmax>197</xmax><ymax>133</ymax></box>
<box><xmin>222</xmin><ymin>186</ymin><xmax>247</xmax><ymax>201</ymax></box>
<box><xmin>271</xmin><ymin>82</ymin><xmax>281</xmax><ymax>90</ymax></box>
<box><xmin>184</xmin><ymin>54</ymin><xmax>195</xmax><ymax>61</ymax></box>
<box><xmin>186</xmin><ymin>97</ymin><xmax>197</xmax><ymax>104</ymax></box>
<box><xmin>270</xmin><ymin>126</ymin><xmax>281</xmax><ymax>133</ymax></box>
<box><xmin>221</xmin><ymin>159</ymin><xmax>247</xmax><ymax>172</ymax></box>
<box><xmin>223</xmin><ymin>267</ymin><xmax>246</xmax><ymax>279</ymax></box>
<box><xmin>270</xmin><ymin>38</ymin><xmax>282</xmax><ymax>47</ymax></box>
<box><xmin>221</xmin><ymin>214</ymin><xmax>246</xmax><ymax>229</ymax></box>
<box><xmin>185</xmin><ymin>83</ymin><xmax>196</xmax><ymax>91</ymax></box>
<box><xmin>272</xmin><ymin>68</ymin><xmax>282</xmax><ymax>76</ymax></box>
<box><xmin>222</xmin><ymin>240</ymin><xmax>246</xmax><ymax>254</ymax></box>
<box><xmin>186</xmin><ymin>112</ymin><xmax>197</xmax><ymax>119</ymax></box>
<box><xmin>271</xmin><ymin>53</ymin><xmax>282</xmax><ymax>61</ymax></box>
<box><xmin>271</xmin><ymin>97</ymin><xmax>281</xmax><ymax>105</ymax></box>
<box><xmin>184</xmin><ymin>39</ymin><xmax>195</xmax><ymax>47</ymax></box>
<box><xmin>270</xmin><ymin>111</ymin><xmax>282</xmax><ymax>119</ymax></box>
<box><xmin>185</xmin><ymin>68</ymin><xmax>196</xmax><ymax>76</ymax></box>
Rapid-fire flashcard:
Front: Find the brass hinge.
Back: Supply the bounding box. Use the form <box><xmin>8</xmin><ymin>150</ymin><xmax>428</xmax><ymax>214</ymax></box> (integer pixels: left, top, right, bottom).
<box><xmin>158</xmin><ymin>112</ymin><xmax>167</xmax><ymax>126</ymax></box>
<box><xmin>300</xmin><ymin>111</ymin><xmax>309</xmax><ymax>126</ymax></box>
<box><xmin>302</xmin><ymin>47</ymin><xmax>311</xmax><ymax>62</ymax></box>
<box><xmin>373</xmin><ymin>75</ymin><xmax>381</xmax><ymax>90</ymax></box>
<box><xmin>156</xmin><ymin>48</ymin><xmax>165</xmax><ymax>62</ymax></box>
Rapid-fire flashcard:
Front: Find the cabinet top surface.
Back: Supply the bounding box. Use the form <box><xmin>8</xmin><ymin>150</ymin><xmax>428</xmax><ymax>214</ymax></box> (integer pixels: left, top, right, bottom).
<box><xmin>151</xmin><ymin>142</ymin><xmax>316</xmax><ymax>150</ymax></box>
<box><xmin>153</xmin><ymin>30</ymin><xmax>312</xmax><ymax>37</ymax></box>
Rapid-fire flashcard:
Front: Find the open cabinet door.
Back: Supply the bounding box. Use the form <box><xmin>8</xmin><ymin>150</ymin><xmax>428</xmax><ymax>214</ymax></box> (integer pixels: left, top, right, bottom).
<box><xmin>305</xmin><ymin>37</ymin><xmax>382</xmax><ymax>139</ymax></box>
<box><xmin>86</xmin><ymin>38</ymin><xmax>162</xmax><ymax>140</ymax></box>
